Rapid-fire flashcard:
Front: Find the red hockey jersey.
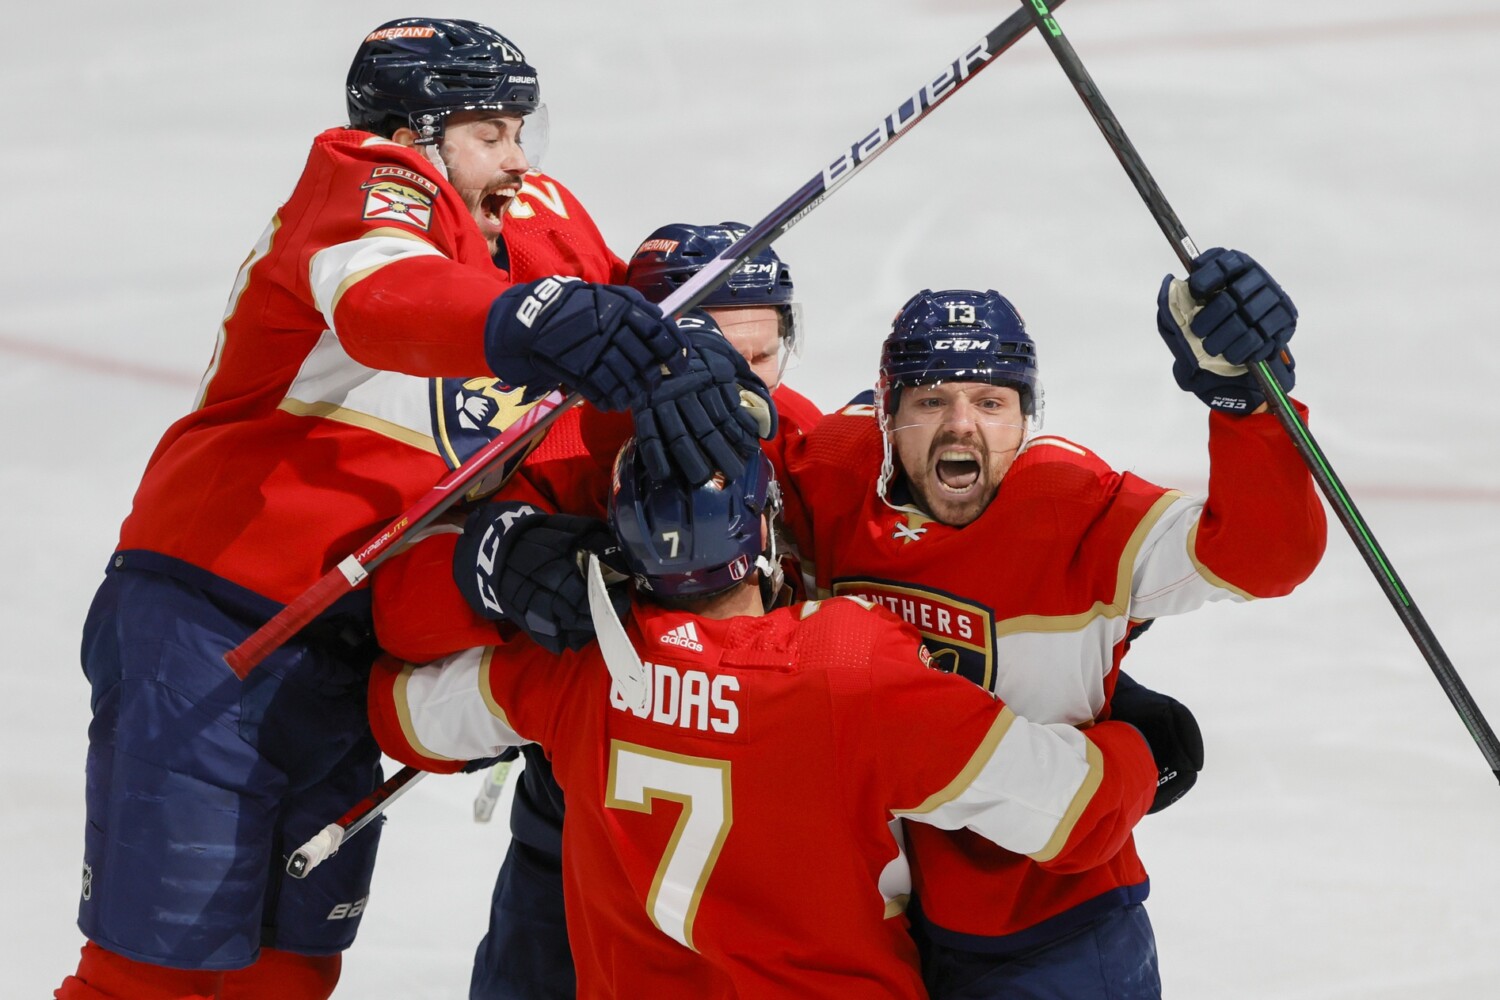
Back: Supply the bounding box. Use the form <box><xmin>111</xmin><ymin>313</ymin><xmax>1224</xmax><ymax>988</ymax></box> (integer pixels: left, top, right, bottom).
<box><xmin>114</xmin><ymin>127</ymin><xmax>622</xmax><ymax>605</ymax></box>
<box><xmin>768</xmin><ymin>401</ymin><xmax>1327</xmax><ymax>944</ymax></box>
<box><xmin>368</xmin><ymin>381</ymin><xmax>824</xmax><ymax>659</ymax></box>
<box><xmin>368</xmin><ymin>597</ymin><xmax>1156</xmax><ymax>999</ymax></box>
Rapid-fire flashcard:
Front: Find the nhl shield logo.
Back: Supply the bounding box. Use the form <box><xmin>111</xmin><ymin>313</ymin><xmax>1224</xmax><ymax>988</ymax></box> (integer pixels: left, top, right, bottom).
<box><xmin>728</xmin><ymin>555</ymin><xmax>750</xmax><ymax>581</ymax></box>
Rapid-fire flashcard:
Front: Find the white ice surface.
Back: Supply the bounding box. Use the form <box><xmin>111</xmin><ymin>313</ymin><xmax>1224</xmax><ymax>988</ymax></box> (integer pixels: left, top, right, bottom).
<box><xmin>3</xmin><ymin>1</ymin><xmax>1497</xmax><ymax>996</ymax></box>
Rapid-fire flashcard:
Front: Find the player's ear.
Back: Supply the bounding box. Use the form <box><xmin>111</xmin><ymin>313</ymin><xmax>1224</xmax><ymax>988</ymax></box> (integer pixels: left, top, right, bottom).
<box><xmin>391</xmin><ymin>127</ymin><xmax>419</xmax><ymax>147</ymax></box>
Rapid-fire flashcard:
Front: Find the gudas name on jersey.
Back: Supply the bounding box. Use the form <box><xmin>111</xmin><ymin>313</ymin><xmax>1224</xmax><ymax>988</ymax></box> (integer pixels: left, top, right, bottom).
<box><xmin>609</xmin><ymin>660</ymin><xmax>741</xmax><ymax>735</ymax></box>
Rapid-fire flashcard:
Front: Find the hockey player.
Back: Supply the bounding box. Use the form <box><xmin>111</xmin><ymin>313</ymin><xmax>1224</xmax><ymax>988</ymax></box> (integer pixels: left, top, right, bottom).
<box><xmin>409</xmin><ymin>304</ymin><xmax>800</xmax><ymax>1000</ymax></box>
<box><xmin>455</xmin><ymin>225</ymin><xmax>821</xmax><ymax>1000</ymax></box>
<box><xmin>368</xmin><ymin>438</ymin><xmax>1161</xmax><ymax>1000</ymax></box>
<box><xmin>623</xmin><ymin>222</ymin><xmax>821</xmax><ymax>436</ymax></box>
<box><xmin>57</xmin><ymin>18</ymin><xmax>766</xmax><ymax>1000</ymax></box>
<box><xmin>758</xmin><ymin>253</ymin><xmax>1326</xmax><ymax>997</ymax></box>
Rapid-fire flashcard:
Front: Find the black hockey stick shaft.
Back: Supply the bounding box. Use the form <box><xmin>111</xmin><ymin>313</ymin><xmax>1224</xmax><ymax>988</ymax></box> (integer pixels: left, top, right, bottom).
<box><xmin>1020</xmin><ymin>1</ymin><xmax>1500</xmax><ymax>782</ymax></box>
<box><xmin>227</xmin><ymin>0</ymin><xmax>1063</xmax><ymax>677</ymax></box>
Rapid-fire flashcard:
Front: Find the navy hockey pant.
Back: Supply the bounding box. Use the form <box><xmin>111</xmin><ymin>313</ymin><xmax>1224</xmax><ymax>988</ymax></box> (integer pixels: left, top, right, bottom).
<box><xmin>921</xmin><ymin>902</ymin><xmax>1162</xmax><ymax>1000</ymax></box>
<box><xmin>77</xmin><ymin>563</ymin><xmax>384</xmax><ymax>969</ymax></box>
<box><xmin>471</xmin><ymin>746</ymin><xmax>575</xmax><ymax>1000</ymax></box>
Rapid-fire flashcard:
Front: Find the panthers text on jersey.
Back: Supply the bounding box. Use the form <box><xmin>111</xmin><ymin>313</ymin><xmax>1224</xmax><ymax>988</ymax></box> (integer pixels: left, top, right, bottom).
<box><xmin>767</xmin><ymin>399</ymin><xmax>1327</xmax><ymax>947</ymax></box>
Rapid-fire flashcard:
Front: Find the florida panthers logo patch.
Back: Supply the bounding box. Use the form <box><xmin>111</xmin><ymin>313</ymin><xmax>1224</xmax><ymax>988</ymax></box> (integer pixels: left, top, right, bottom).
<box><xmin>833</xmin><ymin>577</ymin><xmax>996</xmax><ymax>691</ymax></box>
<box><xmin>431</xmin><ymin>377</ymin><xmax>548</xmax><ymax>499</ymax></box>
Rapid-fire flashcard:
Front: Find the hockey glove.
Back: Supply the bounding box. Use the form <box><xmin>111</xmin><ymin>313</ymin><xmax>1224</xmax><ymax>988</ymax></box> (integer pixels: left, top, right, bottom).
<box><xmin>485</xmin><ymin>277</ymin><xmax>689</xmax><ymax>411</ymax></box>
<box><xmin>630</xmin><ymin>311</ymin><xmax>776</xmax><ymax>486</ymax></box>
<box><xmin>1110</xmin><ymin>671</ymin><xmax>1205</xmax><ymax>814</ymax></box>
<box><xmin>1157</xmin><ymin>247</ymin><xmax>1296</xmax><ymax>414</ymax></box>
<box><xmin>453</xmin><ymin>501</ymin><xmax>628</xmax><ymax>654</ymax></box>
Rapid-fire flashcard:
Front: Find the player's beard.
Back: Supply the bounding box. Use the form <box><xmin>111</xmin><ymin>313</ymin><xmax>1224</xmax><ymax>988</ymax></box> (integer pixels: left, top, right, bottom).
<box><xmin>903</xmin><ymin>431</ymin><xmax>1017</xmax><ymax>527</ymax></box>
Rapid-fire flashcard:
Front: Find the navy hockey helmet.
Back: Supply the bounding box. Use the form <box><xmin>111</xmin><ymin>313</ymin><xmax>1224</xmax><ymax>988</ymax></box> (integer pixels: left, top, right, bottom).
<box><xmin>877</xmin><ymin>288</ymin><xmax>1042</xmax><ymax>422</ymax></box>
<box><xmin>609</xmin><ymin>438</ymin><xmax>782</xmax><ymax>604</ymax></box>
<box><xmin>346</xmin><ymin>18</ymin><xmax>542</xmax><ymax>145</ymax></box>
<box><xmin>626</xmin><ymin>222</ymin><xmax>800</xmax><ymax>360</ymax></box>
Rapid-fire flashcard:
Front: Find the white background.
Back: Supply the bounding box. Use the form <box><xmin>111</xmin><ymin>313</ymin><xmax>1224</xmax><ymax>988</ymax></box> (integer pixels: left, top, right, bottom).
<box><xmin>4</xmin><ymin>1</ymin><xmax>1497</xmax><ymax>996</ymax></box>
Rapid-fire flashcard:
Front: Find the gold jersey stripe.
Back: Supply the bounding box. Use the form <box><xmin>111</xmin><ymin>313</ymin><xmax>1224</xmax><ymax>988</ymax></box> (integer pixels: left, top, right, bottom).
<box><xmin>277</xmin><ymin>397</ymin><xmax>440</xmax><ymax>454</ymax></box>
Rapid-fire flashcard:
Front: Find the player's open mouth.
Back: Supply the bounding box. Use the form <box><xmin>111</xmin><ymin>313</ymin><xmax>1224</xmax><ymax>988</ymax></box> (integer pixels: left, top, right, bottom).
<box><xmin>935</xmin><ymin>450</ymin><xmax>981</xmax><ymax>493</ymax></box>
<box><xmin>479</xmin><ymin>186</ymin><xmax>520</xmax><ymax>232</ymax></box>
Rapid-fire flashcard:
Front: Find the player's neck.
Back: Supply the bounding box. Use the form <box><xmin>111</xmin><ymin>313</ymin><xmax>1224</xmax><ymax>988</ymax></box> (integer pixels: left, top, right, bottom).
<box><xmin>695</xmin><ymin>579</ymin><xmax>765</xmax><ymax>620</ymax></box>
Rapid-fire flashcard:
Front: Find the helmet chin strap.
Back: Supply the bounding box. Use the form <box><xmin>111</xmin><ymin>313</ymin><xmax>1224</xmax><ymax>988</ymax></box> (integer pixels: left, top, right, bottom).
<box><xmin>755</xmin><ymin>554</ymin><xmax>788</xmax><ymax>611</ymax></box>
<box><xmin>754</xmin><ymin>519</ymin><xmax>787</xmax><ymax>611</ymax></box>
<box><xmin>421</xmin><ymin>141</ymin><xmax>451</xmax><ymax>181</ymax></box>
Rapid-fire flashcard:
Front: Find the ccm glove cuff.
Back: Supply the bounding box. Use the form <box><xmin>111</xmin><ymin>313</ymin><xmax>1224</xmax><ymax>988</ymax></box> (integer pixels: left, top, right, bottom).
<box><xmin>1110</xmin><ymin>671</ymin><xmax>1205</xmax><ymax>815</ymax></box>
<box><xmin>453</xmin><ymin>501</ymin><xmax>621</xmax><ymax>654</ymax></box>
<box><xmin>1157</xmin><ymin>247</ymin><xmax>1296</xmax><ymax>414</ymax></box>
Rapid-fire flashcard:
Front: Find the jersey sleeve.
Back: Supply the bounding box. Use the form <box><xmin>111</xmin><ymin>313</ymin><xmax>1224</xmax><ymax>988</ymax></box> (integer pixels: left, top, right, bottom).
<box><xmin>296</xmin><ymin>133</ymin><xmax>512</xmax><ymax>377</ymax></box>
<box><xmin>765</xmin><ymin>403</ymin><xmax>880</xmax><ymax>564</ymax></box>
<box><xmin>366</xmin><ymin>443</ymin><xmax>616</xmax><ymax>666</ymax></box>
<box><xmin>368</xmin><ymin>636</ymin><xmax>587</xmax><ymax>772</ymax></box>
<box><xmin>848</xmin><ymin>605</ymin><xmax>1156</xmax><ymax>872</ymax></box>
<box><xmin>1128</xmin><ymin>401</ymin><xmax>1327</xmax><ymax>618</ymax></box>
<box><xmin>371</xmin><ymin>523</ymin><xmax>507</xmax><ymax>664</ymax></box>
<box><xmin>770</xmin><ymin>384</ymin><xmax>823</xmax><ymax>438</ymax></box>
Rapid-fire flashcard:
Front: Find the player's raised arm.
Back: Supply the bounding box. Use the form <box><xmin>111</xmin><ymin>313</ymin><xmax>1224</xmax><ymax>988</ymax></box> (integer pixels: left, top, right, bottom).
<box><xmin>1128</xmin><ymin>250</ymin><xmax>1327</xmax><ymax>615</ymax></box>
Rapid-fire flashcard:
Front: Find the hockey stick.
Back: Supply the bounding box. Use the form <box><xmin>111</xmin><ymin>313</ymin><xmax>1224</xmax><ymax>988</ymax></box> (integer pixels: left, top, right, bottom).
<box><xmin>286</xmin><ymin>765</ymin><xmax>427</xmax><ymax>878</ymax></box>
<box><xmin>1021</xmin><ymin>1</ymin><xmax>1500</xmax><ymax>783</ymax></box>
<box><xmin>225</xmin><ymin>0</ymin><xmax>1064</xmax><ymax>679</ymax></box>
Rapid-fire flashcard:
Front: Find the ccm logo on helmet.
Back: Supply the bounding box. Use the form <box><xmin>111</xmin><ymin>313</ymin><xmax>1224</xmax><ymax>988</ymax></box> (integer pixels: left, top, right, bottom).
<box><xmin>934</xmin><ymin>338</ymin><xmax>991</xmax><ymax>350</ymax></box>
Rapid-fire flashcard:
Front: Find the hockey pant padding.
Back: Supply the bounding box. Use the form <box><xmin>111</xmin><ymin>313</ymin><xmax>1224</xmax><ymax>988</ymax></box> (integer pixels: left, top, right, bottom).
<box><xmin>77</xmin><ymin>567</ymin><xmax>383</xmax><ymax>969</ymax></box>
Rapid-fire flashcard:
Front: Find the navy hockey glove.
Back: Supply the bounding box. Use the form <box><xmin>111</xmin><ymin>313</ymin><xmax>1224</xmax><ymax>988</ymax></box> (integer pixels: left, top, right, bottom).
<box><xmin>485</xmin><ymin>277</ymin><xmax>690</xmax><ymax>411</ymax></box>
<box><xmin>1110</xmin><ymin>671</ymin><xmax>1204</xmax><ymax>814</ymax></box>
<box><xmin>1157</xmin><ymin>247</ymin><xmax>1296</xmax><ymax>414</ymax></box>
<box><xmin>630</xmin><ymin>312</ymin><xmax>776</xmax><ymax>486</ymax></box>
<box><xmin>453</xmin><ymin>501</ymin><xmax>628</xmax><ymax>654</ymax></box>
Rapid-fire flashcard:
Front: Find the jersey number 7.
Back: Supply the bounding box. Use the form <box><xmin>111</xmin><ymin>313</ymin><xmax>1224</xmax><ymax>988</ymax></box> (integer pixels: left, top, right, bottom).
<box><xmin>605</xmin><ymin>740</ymin><xmax>733</xmax><ymax>951</ymax></box>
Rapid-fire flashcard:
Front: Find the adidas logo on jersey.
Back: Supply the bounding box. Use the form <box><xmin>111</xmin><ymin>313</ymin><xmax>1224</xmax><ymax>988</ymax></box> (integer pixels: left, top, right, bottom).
<box><xmin>659</xmin><ymin>621</ymin><xmax>704</xmax><ymax>653</ymax></box>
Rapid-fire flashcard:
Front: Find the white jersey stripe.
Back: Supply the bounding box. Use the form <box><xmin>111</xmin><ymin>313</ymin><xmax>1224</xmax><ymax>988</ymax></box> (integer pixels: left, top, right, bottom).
<box><xmin>894</xmin><ymin>708</ymin><xmax>1099</xmax><ymax>859</ymax></box>
<box><xmin>309</xmin><ymin>227</ymin><xmax>442</xmax><ymax>329</ymax></box>
<box><xmin>393</xmin><ymin>648</ymin><xmax>529</xmax><ymax>762</ymax></box>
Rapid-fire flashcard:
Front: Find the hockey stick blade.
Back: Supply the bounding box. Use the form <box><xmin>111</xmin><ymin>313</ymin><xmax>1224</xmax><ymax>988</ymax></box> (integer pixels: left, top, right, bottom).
<box><xmin>587</xmin><ymin>553</ymin><xmax>649</xmax><ymax>713</ymax></box>
<box><xmin>225</xmin><ymin>0</ymin><xmax>1059</xmax><ymax>679</ymax></box>
<box><xmin>1022</xmin><ymin>0</ymin><xmax>1500</xmax><ymax>782</ymax></box>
